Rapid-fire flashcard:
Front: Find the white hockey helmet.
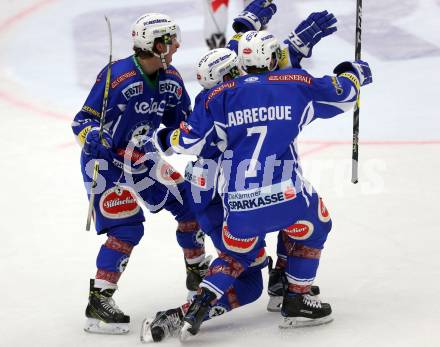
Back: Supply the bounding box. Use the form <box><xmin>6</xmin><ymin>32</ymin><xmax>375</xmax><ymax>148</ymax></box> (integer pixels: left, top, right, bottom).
<box><xmin>196</xmin><ymin>48</ymin><xmax>240</xmax><ymax>90</ymax></box>
<box><xmin>238</xmin><ymin>30</ymin><xmax>281</xmax><ymax>72</ymax></box>
<box><xmin>131</xmin><ymin>13</ymin><xmax>181</xmax><ymax>53</ymax></box>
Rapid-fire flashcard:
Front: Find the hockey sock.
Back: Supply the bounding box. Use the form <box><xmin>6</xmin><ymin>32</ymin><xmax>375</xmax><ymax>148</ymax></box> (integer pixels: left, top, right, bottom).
<box><xmin>95</xmin><ymin>224</ymin><xmax>143</xmax><ymax>284</ymax></box>
<box><xmin>285</xmin><ymin>246</ymin><xmax>321</xmax><ymax>294</ymax></box>
<box><xmin>184</xmin><ymin>267</ymin><xmax>263</xmax><ymax>321</ymax></box>
<box><xmin>276</xmin><ymin>231</ymin><xmax>287</xmax><ymax>269</ymax></box>
<box><xmin>199</xmin><ymin>251</ymin><xmax>249</xmax><ymax>300</ymax></box>
<box><xmin>177</xmin><ymin>220</ymin><xmax>205</xmax><ymax>263</ymax></box>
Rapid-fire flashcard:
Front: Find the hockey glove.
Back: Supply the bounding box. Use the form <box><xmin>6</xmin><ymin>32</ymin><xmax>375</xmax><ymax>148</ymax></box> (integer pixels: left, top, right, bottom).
<box><xmin>334</xmin><ymin>60</ymin><xmax>372</xmax><ymax>86</ymax></box>
<box><xmin>285</xmin><ymin>10</ymin><xmax>337</xmax><ymax>58</ymax></box>
<box><xmin>155</xmin><ymin>127</ymin><xmax>174</xmax><ymax>155</ymax></box>
<box><xmin>232</xmin><ymin>0</ymin><xmax>277</xmax><ymax>33</ymax></box>
<box><xmin>83</xmin><ymin>127</ymin><xmax>113</xmax><ymax>161</ymax></box>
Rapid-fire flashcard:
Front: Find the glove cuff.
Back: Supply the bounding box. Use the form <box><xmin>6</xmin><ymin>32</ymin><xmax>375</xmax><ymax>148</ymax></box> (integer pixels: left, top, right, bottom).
<box><xmin>233</xmin><ymin>11</ymin><xmax>262</xmax><ymax>33</ymax></box>
<box><xmin>286</xmin><ymin>31</ymin><xmax>311</xmax><ymax>58</ymax></box>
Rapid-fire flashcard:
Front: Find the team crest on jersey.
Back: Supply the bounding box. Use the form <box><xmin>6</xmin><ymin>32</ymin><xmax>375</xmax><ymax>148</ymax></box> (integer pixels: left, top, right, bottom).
<box><xmin>284</xmin><ymin>220</ymin><xmax>314</xmax><ymax>240</ymax></box>
<box><xmin>318</xmin><ymin>197</ymin><xmax>331</xmax><ymax>223</ymax></box>
<box><xmin>122</xmin><ymin>81</ymin><xmax>143</xmax><ymax>100</ymax></box>
<box><xmin>222</xmin><ymin>225</ymin><xmax>259</xmax><ymax>253</ymax></box>
<box><xmin>205</xmin><ymin>81</ymin><xmax>236</xmax><ymax>108</ymax></box>
<box><xmin>99</xmin><ymin>187</ymin><xmax>140</xmax><ymax>219</ymax></box>
<box><xmin>129</xmin><ymin>123</ymin><xmax>151</xmax><ymax>147</ymax></box>
<box><xmin>159</xmin><ymin>80</ymin><xmax>182</xmax><ymax>99</ymax></box>
<box><xmin>267</xmin><ymin>74</ymin><xmax>312</xmax><ymax>85</ymax></box>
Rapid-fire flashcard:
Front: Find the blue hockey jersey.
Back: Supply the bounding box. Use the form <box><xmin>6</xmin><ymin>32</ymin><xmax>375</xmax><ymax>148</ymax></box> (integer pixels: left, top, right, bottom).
<box><xmin>72</xmin><ymin>55</ymin><xmax>191</xmax><ymax>164</ymax></box>
<box><xmin>163</xmin><ymin>68</ymin><xmax>360</xmax><ymax>236</ymax></box>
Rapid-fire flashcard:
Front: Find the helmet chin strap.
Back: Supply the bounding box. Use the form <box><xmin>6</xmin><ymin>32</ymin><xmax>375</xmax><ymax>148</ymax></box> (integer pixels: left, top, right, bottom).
<box><xmin>153</xmin><ymin>45</ymin><xmax>170</xmax><ymax>70</ymax></box>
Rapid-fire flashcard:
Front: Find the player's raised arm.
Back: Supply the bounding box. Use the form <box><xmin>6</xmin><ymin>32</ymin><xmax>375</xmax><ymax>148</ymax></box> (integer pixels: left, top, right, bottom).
<box><xmin>310</xmin><ymin>60</ymin><xmax>372</xmax><ymax>120</ymax></box>
<box><xmin>281</xmin><ymin>10</ymin><xmax>338</xmax><ymax>69</ymax></box>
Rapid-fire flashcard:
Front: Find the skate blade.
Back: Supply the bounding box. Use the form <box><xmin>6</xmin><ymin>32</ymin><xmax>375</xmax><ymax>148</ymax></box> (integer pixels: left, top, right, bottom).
<box><xmin>267</xmin><ymin>296</ymin><xmax>283</xmax><ymax>312</ymax></box>
<box><xmin>179</xmin><ymin>322</ymin><xmax>195</xmax><ymax>342</ymax></box>
<box><xmin>140</xmin><ymin>318</ymin><xmax>154</xmax><ymax>343</ymax></box>
<box><xmin>279</xmin><ymin>315</ymin><xmax>333</xmax><ymax>329</ymax></box>
<box><xmin>84</xmin><ymin>318</ymin><xmax>129</xmax><ymax>335</ymax></box>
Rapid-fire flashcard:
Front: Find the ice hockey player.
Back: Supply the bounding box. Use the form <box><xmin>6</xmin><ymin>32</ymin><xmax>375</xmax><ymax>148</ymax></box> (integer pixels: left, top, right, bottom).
<box><xmin>72</xmin><ymin>13</ymin><xmax>209</xmax><ymax>334</ymax></box>
<box><xmin>154</xmin><ymin>30</ymin><xmax>372</xmax><ymax>340</ymax></box>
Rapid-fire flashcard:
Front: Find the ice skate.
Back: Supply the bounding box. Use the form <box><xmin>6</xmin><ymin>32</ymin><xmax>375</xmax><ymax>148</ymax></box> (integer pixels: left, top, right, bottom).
<box><xmin>179</xmin><ymin>287</ymin><xmax>216</xmax><ymax>341</ymax></box>
<box><xmin>84</xmin><ymin>279</ymin><xmax>130</xmax><ymax>334</ymax></box>
<box><xmin>185</xmin><ymin>255</ymin><xmax>212</xmax><ymax>300</ymax></box>
<box><xmin>140</xmin><ymin>307</ymin><xmax>185</xmax><ymax>343</ymax></box>
<box><xmin>267</xmin><ymin>257</ymin><xmax>320</xmax><ymax>312</ymax></box>
<box><xmin>279</xmin><ymin>293</ymin><xmax>332</xmax><ymax>328</ymax></box>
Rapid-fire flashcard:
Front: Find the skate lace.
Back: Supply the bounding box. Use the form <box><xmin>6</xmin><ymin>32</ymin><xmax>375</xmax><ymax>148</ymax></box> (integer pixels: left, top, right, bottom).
<box><xmin>100</xmin><ymin>296</ymin><xmax>123</xmax><ymax>315</ymax></box>
<box><xmin>162</xmin><ymin>311</ymin><xmax>183</xmax><ymax>336</ymax></box>
<box><xmin>303</xmin><ymin>294</ymin><xmax>322</xmax><ymax>309</ymax></box>
<box><xmin>198</xmin><ymin>255</ymin><xmax>213</xmax><ymax>277</ymax></box>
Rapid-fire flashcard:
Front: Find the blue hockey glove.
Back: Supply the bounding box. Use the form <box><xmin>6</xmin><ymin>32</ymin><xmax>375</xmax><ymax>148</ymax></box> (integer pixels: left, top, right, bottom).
<box><xmin>285</xmin><ymin>10</ymin><xmax>337</xmax><ymax>58</ymax></box>
<box><xmin>155</xmin><ymin>127</ymin><xmax>174</xmax><ymax>155</ymax></box>
<box><xmin>334</xmin><ymin>60</ymin><xmax>372</xmax><ymax>86</ymax></box>
<box><xmin>83</xmin><ymin>127</ymin><xmax>113</xmax><ymax>161</ymax></box>
<box><xmin>232</xmin><ymin>0</ymin><xmax>277</xmax><ymax>33</ymax></box>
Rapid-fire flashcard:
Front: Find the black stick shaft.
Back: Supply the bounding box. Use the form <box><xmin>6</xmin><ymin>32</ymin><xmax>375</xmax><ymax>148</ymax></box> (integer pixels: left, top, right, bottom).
<box><xmin>352</xmin><ymin>0</ymin><xmax>362</xmax><ymax>184</ymax></box>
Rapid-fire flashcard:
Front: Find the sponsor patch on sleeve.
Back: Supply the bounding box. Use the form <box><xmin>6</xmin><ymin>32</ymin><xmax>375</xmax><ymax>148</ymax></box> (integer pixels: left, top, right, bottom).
<box><xmin>111</xmin><ymin>70</ymin><xmax>137</xmax><ymax>89</ymax></box>
<box><xmin>267</xmin><ymin>74</ymin><xmax>312</xmax><ymax>84</ymax></box>
<box><xmin>205</xmin><ymin>81</ymin><xmax>236</xmax><ymax>108</ymax></box>
<box><xmin>82</xmin><ymin>105</ymin><xmax>100</xmax><ymax>117</ymax></box>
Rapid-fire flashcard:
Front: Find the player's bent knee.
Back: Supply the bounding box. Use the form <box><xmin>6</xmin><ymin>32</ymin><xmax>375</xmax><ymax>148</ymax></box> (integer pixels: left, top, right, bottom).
<box><xmin>107</xmin><ymin>223</ymin><xmax>144</xmax><ymax>246</ymax></box>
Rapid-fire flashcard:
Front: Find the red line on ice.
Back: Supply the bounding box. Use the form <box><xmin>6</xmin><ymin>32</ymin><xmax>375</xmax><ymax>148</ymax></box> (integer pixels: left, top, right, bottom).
<box><xmin>0</xmin><ymin>0</ymin><xmax>68</xmax><ymax>120</ymax></box>
<box><xmin>0</xmin><ymin>0</ymin><xmax>57</xmax><ymax>34</ymax></box>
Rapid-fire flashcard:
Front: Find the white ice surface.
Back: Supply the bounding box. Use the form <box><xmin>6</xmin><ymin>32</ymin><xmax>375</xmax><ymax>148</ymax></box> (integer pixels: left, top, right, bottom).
<box><xmin>0</xmin><ymin>1</ymin><xmax>439</xmax><ymax>346</ymax></box>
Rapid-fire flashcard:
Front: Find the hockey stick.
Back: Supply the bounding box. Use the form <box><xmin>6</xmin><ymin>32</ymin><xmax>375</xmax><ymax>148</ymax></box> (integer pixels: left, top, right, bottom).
<box><xmin>85</xmin><ymin>16</ymin><xmax>113</xmax><ymax>231</ymax></box>
<box><xmin>351</xmin><ymin>0</ymin><xmax>362</xmax><ymax>184</ymax></box>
